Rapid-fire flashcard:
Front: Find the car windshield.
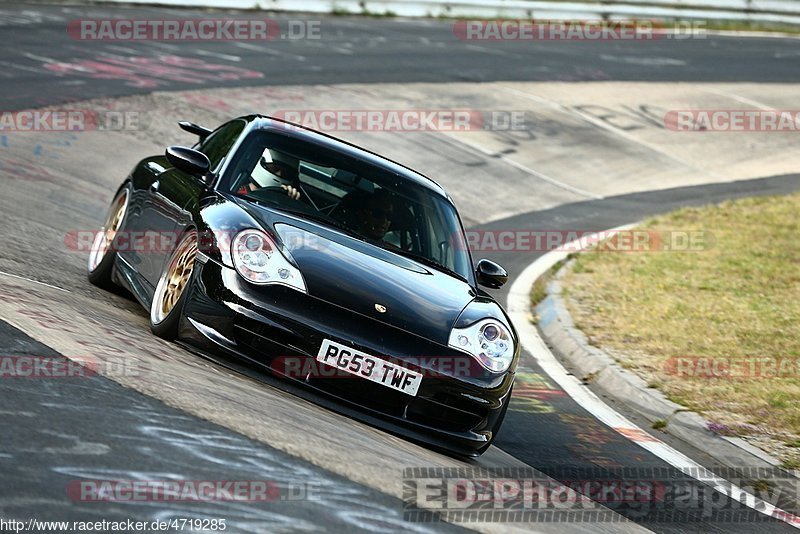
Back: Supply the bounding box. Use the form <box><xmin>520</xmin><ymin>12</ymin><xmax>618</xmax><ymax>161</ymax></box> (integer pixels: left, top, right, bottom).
<box><xmin>222</xmin><ymin>129</ymin><xmax>473</xmax><ymax>281</ymax></box>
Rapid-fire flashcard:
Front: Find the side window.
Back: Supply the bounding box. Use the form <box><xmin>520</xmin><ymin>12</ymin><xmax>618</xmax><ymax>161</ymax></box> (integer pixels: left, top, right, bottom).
<box><xmin>198</xmin><ymin>120</ymin><xmax>246</xmax><ymax>171</ymax></box>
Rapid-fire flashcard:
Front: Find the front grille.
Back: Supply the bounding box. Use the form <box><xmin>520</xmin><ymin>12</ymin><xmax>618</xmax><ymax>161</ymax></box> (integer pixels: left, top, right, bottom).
<box><xmin>309</xmin><ymin>370</ymin><xmax>409</xmax><ymax>417</ymax></box>
<box><xmin>232</xmin><ymin>317</ymin><xmax>488</xmax><ymax>434</ymax></box>
<box><xmin>406</xmin><ymin>396</ymin><xmax>485</xmax><ymax>433</ymax></box>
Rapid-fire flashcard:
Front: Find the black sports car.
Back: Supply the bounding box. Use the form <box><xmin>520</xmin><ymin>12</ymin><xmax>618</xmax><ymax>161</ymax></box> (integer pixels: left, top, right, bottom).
<box><xmin>88</xmin><ymin>115</ymin><xmax>518</xmax><ymax>456</ymax></box>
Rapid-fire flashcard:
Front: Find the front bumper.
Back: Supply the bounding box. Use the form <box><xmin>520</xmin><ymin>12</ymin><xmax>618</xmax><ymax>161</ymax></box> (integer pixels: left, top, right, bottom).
<box><xmin>178</xmin><ymin>258</ymin><xmax>516</xmax><ymax>456</ymax></box>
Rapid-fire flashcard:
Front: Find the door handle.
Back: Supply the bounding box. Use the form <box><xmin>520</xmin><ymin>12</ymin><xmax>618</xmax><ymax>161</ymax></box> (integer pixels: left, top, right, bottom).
<box><xmin>150</xmin><ymin>180</ymin><xmax>160</xmax><ymax>193</ymax></box>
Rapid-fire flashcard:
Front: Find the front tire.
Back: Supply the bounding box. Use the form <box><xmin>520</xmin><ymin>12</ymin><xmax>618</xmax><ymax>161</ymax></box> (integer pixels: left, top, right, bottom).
<box><xmin>88</xmin><ymin>186</ymin><xmax>130</xmax><ymax>290</ymax></box>
<box><xmin>150</xmin><ymin>230</ymin><xmax>198</xmax><ymax>340</ymax></box>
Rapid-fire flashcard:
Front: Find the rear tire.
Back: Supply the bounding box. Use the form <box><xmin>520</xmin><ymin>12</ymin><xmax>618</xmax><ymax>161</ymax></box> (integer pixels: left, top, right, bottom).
<box><xmin>88</xmin><ymin>186</ymin><xmax>130</xmax><ymax>290</ymax></box>
<box><xmin>150</xmin><ymin>230</ymin><xmax>198</xmax><ymax>340</ymax></box>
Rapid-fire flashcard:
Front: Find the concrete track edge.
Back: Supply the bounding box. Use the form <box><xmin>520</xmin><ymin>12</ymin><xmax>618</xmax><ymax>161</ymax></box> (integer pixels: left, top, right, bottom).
<box><xmin>506</xmin><ymin>226</ymin><xmax>800</xmax><ymax>528</ymax></box>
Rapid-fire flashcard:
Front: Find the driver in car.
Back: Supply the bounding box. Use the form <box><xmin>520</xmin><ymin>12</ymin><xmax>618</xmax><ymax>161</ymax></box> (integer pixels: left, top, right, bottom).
<box><xmin>237</xmin><ymin>149</ymin><xmax>303</xmax><ymax>200</ymax></box>
<box><xmin>359</xmin><ymin>189</ymin><xmax>395</xmax><ymax>242</ymax></box>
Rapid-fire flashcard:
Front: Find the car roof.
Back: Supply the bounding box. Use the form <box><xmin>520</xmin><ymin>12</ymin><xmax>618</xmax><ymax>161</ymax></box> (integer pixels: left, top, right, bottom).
<box><xmin>244</xmin><ymin>115</ymin><xmax>451</xmax><ymax>200</ymax></box>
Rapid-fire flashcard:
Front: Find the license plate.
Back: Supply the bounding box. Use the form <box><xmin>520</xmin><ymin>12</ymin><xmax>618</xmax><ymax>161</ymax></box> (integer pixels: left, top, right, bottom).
<box><xmin>316</xmin><ymin>339</ymin><xmax>422</xmax><ymax>396</ymax></box>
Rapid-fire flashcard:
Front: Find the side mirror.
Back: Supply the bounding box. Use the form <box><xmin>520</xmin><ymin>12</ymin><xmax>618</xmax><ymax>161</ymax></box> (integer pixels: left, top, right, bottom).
<box><xmin>166</xmin><ymin>146</ymin><xmax>211</xmax><ymax>180</ymax></box>
<box><xmin>476</xmin><ymin>259</ymin><xmax>508</xmax><ymax>289</ymax></box>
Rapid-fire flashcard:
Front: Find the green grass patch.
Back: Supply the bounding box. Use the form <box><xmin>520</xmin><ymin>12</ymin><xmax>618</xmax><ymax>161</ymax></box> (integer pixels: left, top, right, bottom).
<box><xmin>652</xmin><ymin>420</ymin><xmax>668</xmax><ymax>431</ymax></box>
<box><xmin>564</xmin><ymin>192</ymin><xmax>800</xmax><ymax>442</ymax></box>
<box><xmin>529</xmin><ymin>257</ymin><xmax>569</xmax><ymax>309</ymax></box>
<box><xmin>703</xmin><ymin>20</ymin><xmax>800</xmax><ymax>34</ymax></box>
<box><xmin>781</xmin><ymin>459</ymin><xmax>800</xmax><ymax>470</ymax></box>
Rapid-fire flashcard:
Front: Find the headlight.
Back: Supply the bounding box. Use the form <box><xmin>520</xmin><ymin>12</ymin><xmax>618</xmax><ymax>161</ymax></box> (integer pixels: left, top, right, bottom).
<box><xmin>231</xmin><ymin>229</ymin><xmax>306</xmax><ymax>292</ymax></box>
<box><xmin>448</xmin><ymin>319</ymin><xmax>514</xmax><ymax>373</ymax></box>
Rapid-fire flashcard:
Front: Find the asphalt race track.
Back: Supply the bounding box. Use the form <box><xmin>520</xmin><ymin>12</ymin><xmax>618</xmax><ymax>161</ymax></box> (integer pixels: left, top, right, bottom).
<box><xmin>2</xmin><ymin>3</ymin><xmax>800</xmax><ymax>111</ymax></box>
<box><xmin>1</xmin><ymin>3</ymin><xmax>799</xmax><ymax>533</ymax></box>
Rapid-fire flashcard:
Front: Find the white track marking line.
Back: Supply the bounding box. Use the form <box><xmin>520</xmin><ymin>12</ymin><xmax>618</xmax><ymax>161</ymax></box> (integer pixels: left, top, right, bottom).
<box><xmin>507</xmin><ymin>227</ymin><xmax>800</xmax><ymax>528</ymax></box>
<box><xmin>436</xmin><ymin>134</ymin><xmax>601</xmax><ymax>199</ymax></box>
<box><xmin>464</xmin><ymin>44</ymin><xmax>515</xmax><ymax>57</ymax></box>
<box><xmin>233</xmin><ymin>42</ymin><xmax>269</xmax><ymax>52</ymax></box>
<box><xmin>705</xmin><ymin>90</ymin><xmax>775</xmax><ymax>110</ymax></box>
<box><xmin>498</xmin><ymin>85</ymin><xmax>725</xmax><ymax>181</ymax></box>
<box><xmin>22</xmin><ymin>52</ymin><xmax>58</xmax><ymax>64</ymax></box>
<box><xmin>194</xmin><ymin>49</ymin><xmax>241</xmax><ymax>62</ymax></box>
<box><xmin>232</xmin><ymin>42</ymin><xmax>307</xmax><ymax>62</ymax></box>
<box><xmin>333</xmin><ymin>47</ymin><xmax>355</xmax><ymax>55</ymax></box>
<box><xmin>0</xmin><ymin>270</ymin><xmax>71</xmax><ymax>293</ymax></box>
<box><xmin>0</xmin><ymin>61</ymin><xmax>49</xmax><ymax>74</ymax></box>
<box><xmin>703</xmin><ymin>89</ymin><xmax>800</xmax><ymax>129</ymax></box>
<box><xmin>146</xmin><ymin>42</ymin><xmax>180</xmax><ymax>51</ymax></box>
<box><xmin>104</xmin><ymin>46</ymin><xmax>138</xmax><ymax>54</ymax></box>
<box><xmin>499</xmin><ymin>152</ymin><xmax>602</xmax><ymax>199</ymax></box>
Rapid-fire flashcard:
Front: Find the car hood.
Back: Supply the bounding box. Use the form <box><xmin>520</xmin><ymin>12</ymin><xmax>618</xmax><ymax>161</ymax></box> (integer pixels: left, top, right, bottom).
<box><xmin>233</xmin><ymin>202</ymin><xmax>476</xmax><ymax>345</ymax></box>
<box><xmin>276</xmin><ymin>221</ymin><xmax>476</xmax><ymax>344</ymax></box>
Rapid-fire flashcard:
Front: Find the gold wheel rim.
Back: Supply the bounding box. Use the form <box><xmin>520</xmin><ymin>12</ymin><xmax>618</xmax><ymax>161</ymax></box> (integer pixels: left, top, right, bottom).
<box><xmin>89</xmin><ymin>190</ymin><xmax>128</xmax><ymax>272</ymax></box>
<box><xmin>155</xmin><ymin>234</ymin><xmax>197</xmax><ymax>322</ymax></box>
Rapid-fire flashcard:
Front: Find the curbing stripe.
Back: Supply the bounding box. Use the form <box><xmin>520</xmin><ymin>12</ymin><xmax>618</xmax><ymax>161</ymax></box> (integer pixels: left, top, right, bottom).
<box><xmin>507</xmin><ymin>225</ymin><xmax>800</xmax><ymax>528</ymax></box>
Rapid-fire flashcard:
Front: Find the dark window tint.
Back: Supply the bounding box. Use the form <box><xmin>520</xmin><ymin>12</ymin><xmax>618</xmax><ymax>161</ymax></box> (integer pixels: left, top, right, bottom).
<box><xmin>222</xmin><ymin>130</ymin><xmax>473</xmax><ymax>282</ymax></box>
<box><xmin>198</xmin><ymin>119</ymin><xmax>246</xmax><ymax>171</ymax></box>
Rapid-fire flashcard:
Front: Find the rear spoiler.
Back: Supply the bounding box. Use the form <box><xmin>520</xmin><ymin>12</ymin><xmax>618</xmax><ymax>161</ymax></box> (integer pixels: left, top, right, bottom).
<box><xmin>178</xmin><ymin>121</ymin><xmax>213</xmax><ymax>141</ymax></box>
